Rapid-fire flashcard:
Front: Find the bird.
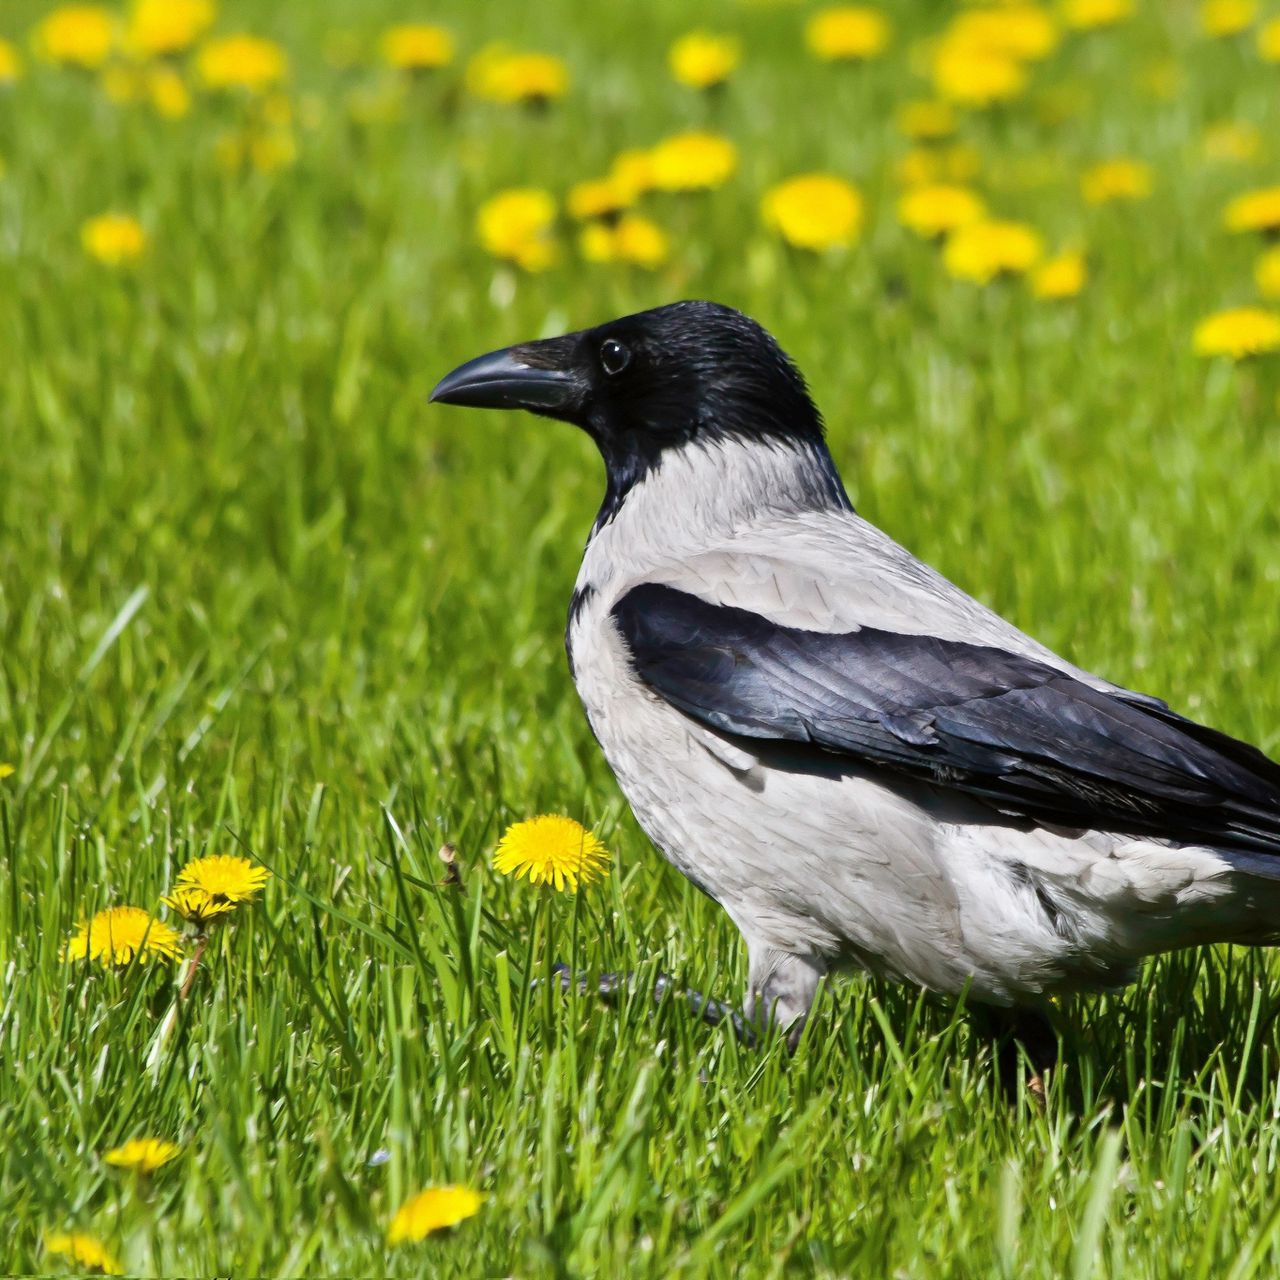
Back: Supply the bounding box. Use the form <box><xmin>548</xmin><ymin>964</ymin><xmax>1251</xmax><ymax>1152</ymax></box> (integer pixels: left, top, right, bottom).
<box><xmin>430</xmin><ymin>299</ymin><xmax>1280</xmax><ymax>1073</ymax></box>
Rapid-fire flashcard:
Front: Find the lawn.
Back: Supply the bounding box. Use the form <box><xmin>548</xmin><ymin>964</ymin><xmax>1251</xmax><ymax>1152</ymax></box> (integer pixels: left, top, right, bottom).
<box><xmin>4</xmin><ymin>0</ymin><xmax>1280</xmax><ymax>1275</ymax></box>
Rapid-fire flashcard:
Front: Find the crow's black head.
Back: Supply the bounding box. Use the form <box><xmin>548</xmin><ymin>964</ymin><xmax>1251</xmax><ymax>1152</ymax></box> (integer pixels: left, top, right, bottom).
<box><xmin>430</xmin><ymin>302</ymin><xmax>826</xmax><ymax>489</ymax></box>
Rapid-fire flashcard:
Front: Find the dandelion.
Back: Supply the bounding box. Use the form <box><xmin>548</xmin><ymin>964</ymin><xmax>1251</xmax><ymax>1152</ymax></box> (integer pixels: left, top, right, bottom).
<box><xmin>161</xmin><ymin>884</ymin><xmax>237</xmax><ymax>927</ymax></box>
<box><xmin>648</xmin><ymin>131</ymin><xmax>737</xmax><ymax>191</ymax></box>
<box><xmin>0</xmin><ymin>38</ymin><xmax>24</xmax><ymax>83</ymax></box>
<box><xmin>1061</xmin><ymin>0</ymin><xmax>1133</xmax><ymax>29</ymax></box>
<box><xmin>466</xmin><ymin>45</ymin><xmax>568</xmax><ymax>105</ymax></box>
<box><xmin>943</xmin><ymin>219</ymin><xmax>1043</xmax><ymax>283</ymax></box>
<box><xmin>610</xmin><ymin>149</ymin><xmax>655</xmax><ymax>200</ymax></box>
<box><xmin>1031</xmin><ymin>250</ymin><xmax>1086</xmax><ymax>298</ymax></box>
<box><xmin>146</xmin><ymin>66</ymin><xmax>191</xmax><ymax>118</ymax></box>
<box><xmin>567</xmin><ymin>176</ymin><xmax>634</xmax><ymax>222</ymax></box>
<box><xmin>1256</xmin><ymin>247</ymin><xmax>1280</xmax><ymax>298</ymax></box>
<box><xmin>895</xmin><ymin>143</ymin><xmax>982</xmax><ymax>187</ymax></box>
<box><xmin>172</xmin><ymin>853</ymin><xmax>271</xmax><ymax>905</ymax></box>
<box><xmin>897</xmin><ymin>184</ymin><xmax>986</xmax><ymax>238</ymax></box>
<box><xmin>197</xmin><ymin>34</ymin><xmax>288</xmax><ymax>93</ymax></box>
<box><xmin>1200</xmin><ymin>0</ymin><xmax>1256</xmax><ymax>37</ymax></box>
<box><xmin>1080</xmin><ymin>158</ymin><xmax>1153</xmax><ymax>204</ymax></box>
<box><xmin>34</xmin><ymin>5</ymin><xmax>116</xmax><ymax>69</ymax></box>
<box><xmin>932</xmin><ymin>42</ymin><xmax>1028</xmax><ymax>107</ymax></box>
<box><xmin>124</xmin><ymin>0</ymin><xmax>214</xmax><ymax>59</ymax></box>
<box><xmin>477</xmin><ymin>188</ymin><xmax>558</xmax><ymax>271</ymax></box>
<box><xmin>493</xmin><ymin>815</ymin><xmax>610</xmax><ymax>891</ymax></box>
<box><xmin>804</xmin><ymin>6</ymin><xmax>891</xmax><ymax>61</ymax></box>
<box><xmin>81</xmin><ymin>213</ymin><xmax>146</xmax><ymax>266</ymax></box>
<box><xmin>1224</xmin><ymin>186</ymin><xmax>1280</xmax><ymax>234</ymax></box>
<box><xmin>948</xmin><ymin>7</ymin><xmax>1061</xmax><ymax>62</ymax></box>
<box><xmin>761</xmin><ymin>173</ymin><xmax>863</xmax><ymax>251</ymax></box>
<box><xmin>580</xmin><ymin>214</ymin><xmax>670</xmax><ymax>268</ymax></box>
<box><xmin>1202</xmin><ymin>121</ymin><xmax>1262</xmax><ymax>164</ymax></box>
<box><xmin>44</xmin><ymin>1232</ymin><xmax>122</xmax><ymax>1275</ymax></box>
<box><xmin>63</xmin><ymin>906</ymin><xmax>183</xmax><ymax>966</ymax></box>
<box><xmin>387</xmin><ymin>1186</ymin><xmax>484</xmax><ymax>1244</ymax></box>
<box><xmin>669</xmin><ymin>31</ymin><xmax>740</xmax><ymax>90</ymax></box>
<box><xmin>379</xmin><ymin>24</ymin><xmax>455</xmax><ymax>72</ymax></box>
<box><xmin>103</xmin><ymin>1137</ymin><xmax>181</xmax><ymax>1174</ymax></box>
<box><xmin>895</xmin><ymin>100</ymin><xmax>956</xmax><ymax>142</ymax></box>
<box><xmin>1260</xmin><ymin>17</ymin><xmax>1280</xmax><ymax>60</ymax></box>
<box><xmin>0</xmin><ymin>763</ymin><xmax>14</xmax><ymax>779</ymax></box>
<box><xmin>1193</xmin><ymin>307</ymin><xmax>1280</xmax><ymax>358</ymax></box>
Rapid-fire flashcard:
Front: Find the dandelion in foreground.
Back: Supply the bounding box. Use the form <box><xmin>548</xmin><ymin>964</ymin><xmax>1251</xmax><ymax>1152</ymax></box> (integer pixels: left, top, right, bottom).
<box><xmin>647</xmin><ymin>131</ymin><xmax>738</xmax><ymax>192</ymax></box>
<box><xmin>1224</xmin><ymin>186</ymin><xmax>1280</xmax><ymax>235</ymax></box>
<box><xmin>44</xmin><ymin>1232</ymin><xmax>122</xmax><ymax>1275</ymax></box>
<box><xmin>943</xmin><ymin>219</ymin><xmax>1043</xmax><ymax>283</ymax></box>
<box><xmin>494</xmin><ymin>815</ymin><xmax>610</xmax><ymax>891</ymax></box>
<box><xmin>804</xmin><ymin>6</ymin><xmax>892</xmax><ymax>62</ymax></box>
<box><xmin>1080</xmin><ymin>158</ymin><xmax>1152</xmax><ymax>204</ymax></box>
<box><xmin>63</xmin><ymin>906</ymin><xmax>183</xmax><ymax>966</ymax></box>
<box><xmin>1030</xmin><ymin>250</ymin><xmax>1086</xmax><ymax>299</ymax></box>
<box><xmin>669</xmin><ymin>31</ymin><xmax>740</xmax><ymax>90</ymax></box>
<box><xmin>171</xmin><ymin>854</ymin><xmax>271</xmax><ymax>906</ymax></box>
<box><xmin>1193</xmin><ymin>307</ymin><xmax>1280</xmax><ymax>359</ymax></box>
<box><xmin>387</xmin><ymin>1186</ymin><xmax>484</xmax><ymax>1244</ymax></box>
<box><xmin>379</xmin><ymin>24</ymin><xmax>455</xmax><ymax>72</ymax></box>
<box><xmin>761</xmin><ymin>173</ymin><xmax>863</xmax><ymax>251</ymax></box>
<box><xmin>34</xmin><ymin>5</ymin><xmax>116</xmax><ymax>69</ymax></box>
<box><xmin>476</xmin><ymin>188</ymin><xmax>559</xmax><ymax>272</ymax></box>
<box><xmin>103</xmin><ymin>1137</ymin><xmax>180</xmax><ymax>1174</ymax></box>
<box><xmin>196</xmin><ymin>34</ymin><xmax>288</xmax><ymax>93</ymax></box>
<box><xmin>897</xmin><ymin>184</ymin><xmax>985</xmax><ymax>239</ymax></box>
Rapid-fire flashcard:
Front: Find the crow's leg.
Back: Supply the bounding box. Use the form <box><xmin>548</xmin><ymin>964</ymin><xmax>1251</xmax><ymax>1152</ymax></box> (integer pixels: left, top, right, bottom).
<box><xmin>744</xmin><ymin>943</ymin><xmax>828</xmax><ymax>1051</ymax></box>
<box><xmin>972</xmin><ymin>1003</ymin><xmax>1058</xmax><ymax>1099</ymax></box>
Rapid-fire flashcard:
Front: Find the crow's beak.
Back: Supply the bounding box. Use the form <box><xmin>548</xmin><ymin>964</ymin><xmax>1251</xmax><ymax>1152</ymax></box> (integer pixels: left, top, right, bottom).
<box><xmin>429</xmin><ymin>345</ymin><xmax>581</xmax><ymax>416</ymax></box>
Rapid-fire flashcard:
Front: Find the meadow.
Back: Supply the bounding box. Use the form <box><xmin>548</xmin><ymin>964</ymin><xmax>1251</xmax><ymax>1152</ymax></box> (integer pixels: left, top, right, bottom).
<box><xmin>4</xmin><ymin>0</ymin><xmax>1280</xmax><ymax>1275</ymax></box>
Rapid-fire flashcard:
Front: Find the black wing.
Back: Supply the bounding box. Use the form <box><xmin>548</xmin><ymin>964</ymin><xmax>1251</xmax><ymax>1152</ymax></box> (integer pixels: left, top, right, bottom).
<box><xmin>613</xmin><ymin>583</ymin><xmax>1280</xmax><ymax>854</ymax></box>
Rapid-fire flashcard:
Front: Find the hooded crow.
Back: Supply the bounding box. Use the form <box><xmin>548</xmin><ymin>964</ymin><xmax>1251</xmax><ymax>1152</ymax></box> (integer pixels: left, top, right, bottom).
<box><xmin>431</xmin><ymin>300</ymin><xmax>1280</xmax><ymax>1058</ymax></box>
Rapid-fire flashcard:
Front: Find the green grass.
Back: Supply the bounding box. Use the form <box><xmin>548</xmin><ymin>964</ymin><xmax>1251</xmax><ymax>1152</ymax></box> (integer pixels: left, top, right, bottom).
<box><xmin>5</xmin><ymin>0</ymin><xmax>1280</xmax><ymax>1275</ymax></box>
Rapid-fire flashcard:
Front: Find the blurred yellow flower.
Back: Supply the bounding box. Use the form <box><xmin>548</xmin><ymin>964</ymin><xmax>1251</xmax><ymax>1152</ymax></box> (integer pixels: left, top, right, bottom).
<box><xmin>104</xmin><ymin>1137</ymin><xmax>180</xmax><ymax>1174</ymax></box>
<box><xmin>896</xmin><ymin>100</ymin><xmax>956</xmax><ymax>141</ymax></box>
<box><xmin>387</xmin><ymin>1186</ymin><xmax>484</xmax><ymax>1244</ymax></box>
<box><xmin>762</xmin><ymin>173</ymin><xmax>863</xmax><ymax>250</ymax></box>
<box><xmin>895</xmin><ymin>143</ymin><xmax>982</xmax><ymax>186</ymax></box>
<box><xmin>44</xmin><ymin>1232</ymin><xmax>122</xmax><ymax>1275</ymax></box>
<box><xmin>1259</xmin><ymin>18</ymin><xmax>1280</xmax><ymax>60</ymax></box>
<box><xmin>35</xmin><ymin>5</ymin><xmax>116</xmax><ymax>68</ymax></box>
<box><xmin>949</xmin><ymin>7</ymin><xmax>1060</xmax><ymax>62</ymax></box>
<box><xmin>1202</xmin><ymin>121</ymin><xmax>1262</xmax><ymax>164</ymax></box>
<box><xmin>1080</xmin><ymin>158</ymin><xmax>1152</xmax><ymax>204</ymax></box>
<box><xmin>932</xmin><ymin>42</ymin><xmax>1028</xmax><ymax>106</ymax></box>
<box><xmin>1193</xmin><ymin>307</ymin><xmax>1280</xmax><ymax>358</ymax></box>
<box><xmin>0</xmin><ymin>763</ymin><xmax>14</xmax><ymax>779</ymax></box>
<box><xmin>379</xmin><ymin>24</ymin><xmax>455</xmax><ymax>71</ymax></box>
<box><xmin>669</xmin><ymin>31</ymin><xmax>740</xmax><ymax>89</ymax></box>
<box><xmin>567</xmin><ymin>177</ymin><xmax>634</xmax><ymax>221</ymax></box>
<box><xmin>580</xmin><ymin>214</ymin><xmax>670</xmax><ymax>268</ymax></box>
<box><xmin>1030</xmin><ymin>250</ymin><xmax>1086</xmax><ymax>298</ymax></box>
<box><xmin>610</xmin><ymin>149</ymin><xmax>655</xmax><ymax>200</ymax></box>
<box><xmin>1224</xmin><ymin>186</ymin><xmax>1280</xmax><ymax>234</ymax></box>
<box><xmin>944</xmin><ymin>219</ymin><xmax>1043</xmax><ymax>282</ymax></box>
<box><xmin>148</xmin><ymin>66</ymin><xmax>190</xmax><ymax>117</ymax></box>
<box><xmin>125</xmin><ymin>0</ymin><xmax>214</xmax><ymax>59</ymax></box>
<box><xmin>897</xmin><ymin>184</ymin><xmax>986</xmax><ymax>238</ymax></box>
<box><xmin>805</xmin><ymin>7</ymin><xmax>891</xmax><ymax>61</ymax></box>
<box><xmin>1060</xmin><ymin>0</ymin><xmax>1133</xmax><ymax>29</ymax></box>
<box><xmin>1256</xmin><ymin>247</ymin><xmax>1280</xmax><ymax>298</ymax></box>
<box><xmin>477</xmin><ymin>188</ymin><xmax>558</xmax><ymax>271</ymax></box>
<box><xmin>162</xmin><ymin>884</ymin><xmax>237</xmax><ymax>927</ymax></box>
<box><xmin>63</xmin><ymin>906</ymin><xmax>182</xmax><ymax>965</ymax></box>
<box><xmin>1200</xmin><ymin>0</ymin><xmax>1256</xmax><ymax>37</ymax></box>
<box><xmin>467</xmin><ymin>45</ymin><xmax>568</xmax><ymax>105</ymax></box>
<box><xmin>172</xmin><ymin>854</ymin><xmax>271</xmax><ymax>904</ymax></box>
<box><xmin>493</xmin><ymin>814</ymin><xmax>610</xmax><ymax>891</ymax></box>
<box><xmin>197</xmin><ymin>34</ymin><xmax>287</xmax><ymax>92</ymax></box>
<box><xmin>81</xmin><ymin>213</ymin><xmax>146</xmax><ymax>266</ymax></box>
<box><xmin>0</xmin><ymin>38</ymin><xmax>24</xmax><ymax>83</ymax></box>
<box><xmin>649</xmin><ymin>131</ymin><xmax>737</xmax><ymax>191</ymax></box>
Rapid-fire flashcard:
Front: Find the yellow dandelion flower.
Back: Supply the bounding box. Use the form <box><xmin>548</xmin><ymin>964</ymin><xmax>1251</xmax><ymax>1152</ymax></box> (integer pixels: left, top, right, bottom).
<box><xmin>379</xmin><ymin>24</ymin><xmax>455</xmax><ymax>72</ymax></box>
<box><xmin>0</xmin><ymin>37</ymin><xmax>24</xmax><ymax>83</ymax></box>
<box><xmin>896</xmin><ymin>100</ymin><xmax>956</xmax><ymax>141</ymax></box>
<box><xmin>648</xmin><ymin>131</ymin><xmax>737</xmax><ymax>191</ymax></box>
<box><xmin>944</xmin><ymin>219</ymin><xmax>1043</xmax><ymax>283</ymax></box>
<box><xmin>579</xmin><ymin>214</ymin><xmax>670</xmax><ymax>268</ymax></box>
<box><xmin>1200</xmin><ymin>0</ymin><xmax>1256</xmax><ymax>37</ymax></box>
<box><xmin>897</xmin><ymin>183</ymin><xmax>986</xmax><ymax>238</ymax></box>
<box><xmin>949</xmin><ymin>7</ymin><xmax>1061</xmax><ymax>62</ymax></box>
<box><xmin>761</xmin><ymin>173</ymin><xmax>863</xmax><ymax>251</ymax></box>
<box><xmin>173</xmin><ymin>854</ymin><xmax>271</xmax><ymax>905</ymax></box>
<box><xmin>669</xmin><ymin>31</ymin><xmax>740</xmax><ymax>89</ymax></box>
<box><xmin>1260</xmin><ymin>17</ymin><xmax>1280</xmax><ymax>60</ymax></box>
<box><xmin>103</xmin><ymin>1137</ymin><xmax>181</xmax><ymax>1174</ymax></box>
<box><xmin>1193</xmin><ymin>307</ymin><xmax>1280</xmax><ymax>358</ymax></box>
<box><xmin>610</xmin><ymin>148</ymin><xmax>655</xmax><ymax>200</ymax></box>
<box><xmin>579</xmin><ymin>223</ymin><xmax>615</xmax><ymax>263</ymax></box>
<box><xmin>387</xmin><ymin>1186</ymin><xmax>484</xmax><ymax>1244</ymax></box>
<box><xmin>161</xmin><ymin>884</ymin><xmax>237</xmax><ymax>927</ymax></box>
<box><xmin>493</xmin><ymin>815</ymin><xmax>610</xmax><ymax>891</ymax></box>
<box><xmin>63</xmin><ymin>906</ymin><xmax>183</xmax><ymax>966</ymax></box>
<box><xmin>1224</xmin><ymin>186</ymin><xmax>1280</xmax><ymax>234</ymax></box>
<box><xmin>147</xmin><ymin>66</ymin><xmax>190</xmax><ymax>118</ymax></box>
<box><xmin>34</xmin><ymin>5</ymin><xmax>116</xmax><ymax>69</ymax></box>
<box><xmin>1030</xmin><ymin>249</ymin><xmax>1086</xmax><ymax>298</ymax></box>
<box><xmin>477</xmin><ymin>188</ymin><xmax>558</xmax><ymax>272</ymax></box>
<box><xmin>1256</xmin><ymin>246</ymin><xmax>1280</xmax><ymax>298</ymax></box>
<box><xmin>932</xmin><ymin>41</ymin><xmax>1028</xmax><ymax>106</ymax></box>
<box><xmin>1080</xmin><ymin>158</ymin><xmax>1153</xmax><ymax>204</ymax></box>
<box><xmin>466</xmin><ymin>45</ymin><xmax>568</xmax><ymax>105</ymax></box>
<box><xmin>1202</xmin><ymin>121</ymin><xmax>1262</xmax><ymax>164</ymax></box>
<box><xmin>44</xmin><ymin>1232</ymin><xmax>122</xmax><ymax>1275</ymax></box>
<box><xmin>81</xmin><ymin>213</ymin><xmax>146</xmax><ymax>266</ymax></box>
<box><xmin>197</xmin><ymin>34</ymin><xmax>287</xmax><ymax>93</ymax></box>
<box><xmin>124</xmin><ymin>0</ymin><xmax>214</xmax><ymax>59</ymax></box>
<box><xmin>895</xmin><ymin>143</ymin><xmax>983</xmax><ymax>187</ymax></box>
<box><xmin>805</xmin><ymin>6</ymin><xmax>891</xmax><ymax>61</ymax></box>
<box><xmin>0</xmin><ymin>763</ymin><xmax>14</xmax><ymax>779</ymax></box>
<box><xmin>567</xmin><ymin>177</ymin><xmax>634</xmax><ymax>221</ymax></box>
<box><xmin>1060</xmin><ymin>0</ymin><xmax>1133</xmax><ymax>29</ymax></box>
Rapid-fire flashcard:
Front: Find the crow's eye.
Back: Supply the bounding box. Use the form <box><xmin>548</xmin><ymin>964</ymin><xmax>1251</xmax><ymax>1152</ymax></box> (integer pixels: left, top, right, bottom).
<box><xmin>600</xmin><ymin>338</ymin><xmax>631</xmax><ymax>376</ymax></box>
